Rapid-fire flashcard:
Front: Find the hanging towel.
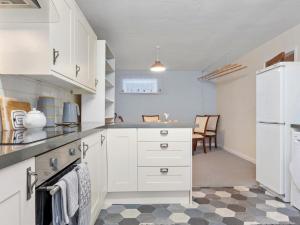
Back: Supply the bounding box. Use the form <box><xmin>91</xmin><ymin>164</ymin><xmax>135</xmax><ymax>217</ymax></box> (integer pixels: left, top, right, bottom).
<box><xmin>52</xmin><ymin>180</ymin><xmax>69</xmax><ymax>225</ymax></box>
<box><xmin>76</xmin><ymin>163</ymin><xmax>91</xmax><ymax>225</ymax></box>
<box><xmin>62</xmin><ymin>170</ymin><xmax>79</xmax><ymax>217</ymax></box>
<box><xmin>290</xmin><ymin>149</ymin><xmax>300</xmax><ymax>189</ymax></box>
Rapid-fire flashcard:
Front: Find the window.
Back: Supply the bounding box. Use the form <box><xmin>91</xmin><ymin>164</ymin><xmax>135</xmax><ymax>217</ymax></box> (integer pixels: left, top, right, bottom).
<box><xmin>121</xmin><ymin>78</ymin><xmax>160</xmax><ymax>94</ymax></box>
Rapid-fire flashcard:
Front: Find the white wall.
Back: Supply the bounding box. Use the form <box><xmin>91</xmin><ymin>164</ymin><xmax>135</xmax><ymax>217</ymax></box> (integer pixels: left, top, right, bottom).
<box><xmin>0</xmin><ymin>75</ymin><xmax>77</xmax><ymax>124</ymax></box>
<box><xmin>115</xmin><ymin>70</ymin><xmax>216</xmax><ymax>123</ymax></box>
<box><xmin>216</xmin><ymin>23</ymin><xmax>300</xmax><ymax>164</ymax></box>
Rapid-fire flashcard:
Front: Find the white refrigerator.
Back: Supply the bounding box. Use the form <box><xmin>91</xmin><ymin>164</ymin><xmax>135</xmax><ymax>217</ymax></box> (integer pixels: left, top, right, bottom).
<box><xmin>256</xmin><ymin>62</ymin><xmax>300</xmax><ymax>202</ymax></box>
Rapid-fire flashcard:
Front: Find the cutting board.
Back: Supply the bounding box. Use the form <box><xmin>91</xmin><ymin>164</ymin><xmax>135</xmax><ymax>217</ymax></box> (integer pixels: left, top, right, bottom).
<box><xmin>0</xmin><ymin>96</ymin><xmax>31</xmax><ymax>131</ymax></box>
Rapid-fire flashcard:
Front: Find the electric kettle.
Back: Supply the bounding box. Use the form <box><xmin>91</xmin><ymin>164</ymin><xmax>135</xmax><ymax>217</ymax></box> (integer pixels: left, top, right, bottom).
<box><xmin>62</xmin><ymin>102</ymin><xmax>80</xmax><ymax>124</ymax></box>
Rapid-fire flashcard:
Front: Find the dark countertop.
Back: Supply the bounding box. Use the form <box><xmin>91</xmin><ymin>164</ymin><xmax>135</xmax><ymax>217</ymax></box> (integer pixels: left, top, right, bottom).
<box><xmin>0</xmin><ymin>122</ymin><xmax>194</xmax><ymax>170</ymax></box>
<box><xmin>0</xmin><ymin>122</ymin><xmax>105</xmax><ymax>170</ymax></box>
<box><xmin>104</xmin><ymin>122</ymin><xmax>194</xmax><ymax>129</ymax></box>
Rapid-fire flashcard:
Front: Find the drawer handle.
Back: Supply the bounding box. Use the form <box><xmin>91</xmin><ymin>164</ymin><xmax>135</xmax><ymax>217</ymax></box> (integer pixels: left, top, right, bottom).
<box><xmin>160</xmin><ymin>168</ymin><xmax>169</xmax><ymax>174</ymax></box>
<box><xmin>160</xmin><ymin>130</ymin><xmax>168</xmax><ymax>135</ymax></box>
<box><xmin>69</xmin><ymin>148</ymin><xmax>76</xmax><ymax>156</ymax></box>
<box><xmin>50</xmin><ymin>158</ymin><xmax>58</xmax><ymax>171</ymax></box>
<box><xmin>160</xmin><ymin>143</ymin><xmax>169</xmax><ymax>149</ymax></box>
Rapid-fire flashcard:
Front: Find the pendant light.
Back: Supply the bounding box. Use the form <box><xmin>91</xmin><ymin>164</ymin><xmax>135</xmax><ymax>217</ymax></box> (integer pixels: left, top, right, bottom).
<box><xmin>150</xmin><ymin>45</ymin><xmax>166</xmax><ymax>72</ymax></box>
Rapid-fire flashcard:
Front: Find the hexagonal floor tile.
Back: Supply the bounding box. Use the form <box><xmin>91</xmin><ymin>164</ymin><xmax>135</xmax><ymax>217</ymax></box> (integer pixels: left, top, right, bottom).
<box><xmin>234</xmin><ymin>186</ymin><xmax>249</xmax><ymax>192</ymax></box>
<box><xmin>266</xmin><ymin>211</ymin><xmax>290</xmax><ymax>222</ymax></box>
<box><xmin>137</xmin><ymin>205</ymin><xmax>155</xmax><ymax>213</ymax></box>
<box><xmin>215</xmin><ymin>208</ymin><xmax>236</xmax><ymax>217</ymax></box>
<box><xmin>223</xmin><ymin>217</ymin><xmax>244</xmax><ymax>225</ymax></box>
<box><xmin>194</xmin><ymin>198</ymin><xmax>210</xmax><ymax>204</ymax></box>
<box><xmin>197</xmin><ymin>204</ymin><xmax>216</xmax><ymax>213</ymax></box>
<box><xmin>167</xmin><ymin>204</ymin><xmax>186</xmax><ymax>213</ymax></box>
<box><xmin>119</xmin><ymin>218</ymin><xmax>140</xmax><ymax>225</ymax></box>
<box><xmin>188</xmin><ymin>217</ymin><xmax>209</xmax><ymax>225</ymax></box>
<box><xmin>227</xmin><ymin>204</ymin><xmax>246</xmax><ymax>212</ymax></box>
<box><xmin>120</xmin><ymin>209</ymin><xmax>141</xmax><ymax>218</ymax></box>
<box><xmin>136</xmin><ymin>213</ymin><xmax>156</xmax><ymax>223</ymax></box>
<box><xmin>210</xmin><ymin>200</ymin><xmax>227</xmax><ymax>208</ymax></box>
<box><xmin>152</xmin><ymin>207</ymin><xmax>172</xmax><ymax>218</ymax></box>
<box><xmin>154</xmin><ymin>217</ymin><xmax>174</xmax><ymax>225</ymax></box>
<box><xmin>103</xmin><ymin>213</ymin><xmax>123</xmax><ymax>224</ymax></box>
<box><xmin>243</xmin><ymin>222</ymin><xmax>259</xmax><ymax>225</ymax></box>
<box><xmin>169</xmin><ymin>213</ymin><xmax>190</xmax><ymax>223</ymax></box>
<box><xmin>107</xmin><ymin>205</ymin><xmax>126</xmax><ymax>214</ymax></box>
<box><xmin>231</xmin><ymin>194</ymin><xmax>247</xmax><ymax>200</ymax></box>
<box><xmin>193</xmin><ymin>191</ymin><xmax>206</xmax><ymax>198</ymax></box>
<box><xmin>181</xmin><ymin>202</ymin><xmax>199</xmax><ymax>208</ymax></box>
<box><xmin>202</xmin><ymin>212</ymin><xmax>223</xmax><ymax>223</ymax></box>
<box><xmin>265</xmin><ymin>199</ymin><xmax>286</xmax><ymax>208</ymax></box>
<box><xmin>215</xmin><ymin>191</ymin><xmax>231</xmax><ymax>198</ymax></box>
<box><xmin>184</xmin><ymin>208</ymin><xmax>203</xmax><ymax>218</ymax></box>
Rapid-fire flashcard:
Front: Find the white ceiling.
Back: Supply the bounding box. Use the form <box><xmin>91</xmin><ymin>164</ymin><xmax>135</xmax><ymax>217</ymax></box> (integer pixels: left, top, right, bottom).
<box><xmin>76</xmin><ymin>0</ymin><xmax>300</xmax><ymax>71</ymax></box>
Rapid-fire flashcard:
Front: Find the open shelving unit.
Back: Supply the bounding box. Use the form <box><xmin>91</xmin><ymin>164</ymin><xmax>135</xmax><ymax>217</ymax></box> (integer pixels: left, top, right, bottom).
<box><xmin>104</xmin><ymin>44</ymin><xmax>115</xmax><ymax>122</ymax></box>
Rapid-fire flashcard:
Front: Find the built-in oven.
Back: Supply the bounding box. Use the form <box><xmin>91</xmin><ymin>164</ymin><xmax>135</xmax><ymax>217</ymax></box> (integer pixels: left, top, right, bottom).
<box><xmin>29</xmin><ymin>139</ymin><xmax>82</xmax><ymax>225</ymax></box>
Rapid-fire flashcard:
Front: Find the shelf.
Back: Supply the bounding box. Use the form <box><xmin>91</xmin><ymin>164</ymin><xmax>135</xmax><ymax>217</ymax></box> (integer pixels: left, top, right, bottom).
<box><xmin>106</xmin><ymin>61</ymin><xmax>114</xmax><ymax>74</ymax></box>
<box><xmin>106</xmin><ymin>45</ymin><xmax>114</xmax><ymax>60</ymax></box>
<box><xmin>105</xmin><ymin>97</ymin><xmax>114</xmax><ymax>104</ymax></box>
<box><xmin>105</xmin><ymin>79</ymin><xmax>114</xmax><ymax>88</ymax></box>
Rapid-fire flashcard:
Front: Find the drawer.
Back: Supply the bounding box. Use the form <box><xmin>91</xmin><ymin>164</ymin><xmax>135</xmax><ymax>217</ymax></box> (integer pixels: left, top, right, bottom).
<box><xmin>138</xmin><ymin>142</ymin><xmax>191</xmax><ymax>166</ymax></box>
<box><xmin>138</xmin><ymin>167</ymin><xmax>190</xmax><ymax>191</ymax></box>
<box><xmin>138</xmin><ymin>128</ymin><xmax>191</xmax><ymax>142</ymax></box>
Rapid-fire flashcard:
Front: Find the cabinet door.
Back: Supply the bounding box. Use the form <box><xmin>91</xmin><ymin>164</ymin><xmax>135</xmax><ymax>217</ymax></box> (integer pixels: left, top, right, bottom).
<box><xmin>0</xmin><ymin>158</ymin><xmax>35</xmax><ymax>225</ymax></box>
<box><xmin>50</xmin><ymin>0</ymin><xmax>74</xmax><ymax>79</ymax></box>
<box><xmin>75</xmin><ymin>14</ymin><xmax>89</xmax><ymax>86</ymax></box>
<box><xmin>107</xmin><ymin>129</ymin><xmax>137</xmax><ymax>192</ymax></box>
<box><xmin>82</xmin><ymin>133</ymin><xmax>101</xmax><ymax>225</ymax></box>
<box><xmin>88</xmin><ymin>33</ymin><xmax>97</xmax><ymax>90</ymax></box>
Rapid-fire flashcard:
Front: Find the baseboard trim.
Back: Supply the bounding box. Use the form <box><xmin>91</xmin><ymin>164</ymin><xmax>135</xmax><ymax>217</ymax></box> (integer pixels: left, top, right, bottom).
<box><xmin>222</xmin><ymin>146</ymin><xmax>256</xmax><ymax>164</ymax></box>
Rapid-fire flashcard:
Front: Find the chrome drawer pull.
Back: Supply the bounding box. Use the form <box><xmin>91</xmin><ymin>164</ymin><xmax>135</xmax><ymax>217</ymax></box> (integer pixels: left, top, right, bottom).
<box><xmin>160</xmin><ymin>143</ymin><xmax>169</xmax><ymax>149</ymax></box>
<box><xmin>160</xmin><ymin>168</ymin><xmax>169</xmax><ymax>174</ymax></box>
<box><xmin>69</xmin><ymin>148</ymin><xmax>76</xmax><ymax>156</ymax></box>
<box><xmin>160</xmin><ymin>130</ymin><xmax>168</xmax><ymax>135</ymax></box>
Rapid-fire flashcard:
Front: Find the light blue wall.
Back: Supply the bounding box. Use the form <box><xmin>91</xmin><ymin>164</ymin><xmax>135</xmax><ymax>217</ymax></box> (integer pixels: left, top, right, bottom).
<box><xmin>115</xmin><ymin>70</ymin><xmax>216</xmax><ymax>123</ymax></box>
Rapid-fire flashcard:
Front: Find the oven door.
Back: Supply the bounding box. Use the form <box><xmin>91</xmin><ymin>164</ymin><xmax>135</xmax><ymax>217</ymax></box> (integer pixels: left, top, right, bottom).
<box><xmin>35</xmin><ymin>159</ymin><xmax>80</xmax><ymax>225</ymax></box>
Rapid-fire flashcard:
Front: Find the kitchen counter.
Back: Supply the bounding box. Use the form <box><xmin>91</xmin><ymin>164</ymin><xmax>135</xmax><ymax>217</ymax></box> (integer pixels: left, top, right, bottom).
<box><xmin>104</xmin><ymin>122</ymin><xmax>195</xmax><ymax>129</ymax></box>
<box><xmin>0</xmin><ymin>122</ymin><xmax>104</xmax><ymax>170</ymax></box>
<box><xmin>0</xmin><ymin>122</ymin><xmax>195</xmax><ymax>170</ymax></box>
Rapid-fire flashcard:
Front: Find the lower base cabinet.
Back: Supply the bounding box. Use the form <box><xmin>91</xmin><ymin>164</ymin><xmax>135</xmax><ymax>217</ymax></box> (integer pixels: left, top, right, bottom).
<box><xmin>0</xmin><ymin>158</ymin><xmax>35</xmax><ymax>225</ymax></box>
<box><xmin>82</xmin><ymin>130</ymin><xmax>107</xmax><ymax>225</ymax></box>
<box><xmin>106</xmin><ymin>128</ymin><xmax>192</xmax><ymax>196</ymax></box>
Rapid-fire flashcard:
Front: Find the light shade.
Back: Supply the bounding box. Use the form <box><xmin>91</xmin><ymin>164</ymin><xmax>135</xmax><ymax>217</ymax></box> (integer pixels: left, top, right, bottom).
<box><xmin>150</xmin><ymin>60</ymin><xmax>166</xmax><ymax>72</ymax></box>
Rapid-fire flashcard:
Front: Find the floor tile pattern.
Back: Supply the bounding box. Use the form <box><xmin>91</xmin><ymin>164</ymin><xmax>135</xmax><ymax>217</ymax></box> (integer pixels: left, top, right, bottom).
<box><xmin>96</xmin><ymin>186</ymin><xmax>300</xmax><ymax>225</ymax></box>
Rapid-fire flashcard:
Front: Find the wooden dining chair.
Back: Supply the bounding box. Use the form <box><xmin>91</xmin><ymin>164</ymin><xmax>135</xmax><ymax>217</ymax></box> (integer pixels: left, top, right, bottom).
<box><xmin>206</xmin><ymin>115</ymin><xmax>220</xmax><ymax>150</ymax></box>
<box><xmin>142</xmin><ymin>115</ymin><xmax>160</xmax><ymax>122</ymax></box>
<box><xmin>192</xmin><ymin>115</ymin><xmax>209</xmax><ymax>153</ymax></box>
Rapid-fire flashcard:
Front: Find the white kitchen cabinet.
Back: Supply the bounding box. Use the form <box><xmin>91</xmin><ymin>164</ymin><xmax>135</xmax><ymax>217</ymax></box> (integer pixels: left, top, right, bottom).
<box><xmin>50</xmin><ymin>0</ymin><xmax>74</xmax><ymax>80</ymax></box>
<box><xmin>81</xmin><ymin>131</ymin><xmax>102</xmax><ymax>225</ymax></box>
<box><xmin>107</xmin><ymin>129</ymin><xmax>138</xmax><ymax>192</ymax></box>
<box><xmin>0</xmin><ymin>158</ymin><xmax>35</xmax><ymax>225</ymax></box>
<box><xmin>0</xmin><ymin>0</ymin><xmax>97</xmax><ymax>93</ymax></box>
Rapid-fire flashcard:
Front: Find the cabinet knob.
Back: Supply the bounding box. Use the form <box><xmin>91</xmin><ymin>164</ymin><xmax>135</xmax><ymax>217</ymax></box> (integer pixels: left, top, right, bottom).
<box><xmin>50</xmin><ymin>158</ymin><xmax>58</xmax><ymax>171</ymax></box>
<box><xmin>69</xmin><ymin>148</ymin><xmax>76</xmax><ymax>156</ymax></box>
<box><xmin>160</xmin><ymin>143</ymin><xmax>169</xmax><ymax>149</ymax></box>
<box><xmin>160</xmin><ymin>168</ymin><xmax>169</xmax><ymax>174</ymax></box>
<box><xmin>53</xmin><ymin>48</ymin><xmax>60</xmax><ymax>65</ymax></box>
<box><xmin>160</xmin><ymin>130</ymin><xmax>168</xmax><ymax>135</ymax></box>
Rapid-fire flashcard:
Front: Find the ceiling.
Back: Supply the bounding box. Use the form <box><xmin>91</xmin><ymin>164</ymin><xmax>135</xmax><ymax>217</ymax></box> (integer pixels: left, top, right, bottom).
<box><xmin>76</xmin><ymin>0</ymin><xmax>300</xmax><ymax>71</ymax></box>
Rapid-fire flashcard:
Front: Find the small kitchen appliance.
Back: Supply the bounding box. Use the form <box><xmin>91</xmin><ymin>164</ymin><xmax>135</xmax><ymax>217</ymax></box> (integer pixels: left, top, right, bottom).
<box><xmin>62</xmin><ymin>102</ymin><xmax>80</xmax><ymax>124</ymax></box>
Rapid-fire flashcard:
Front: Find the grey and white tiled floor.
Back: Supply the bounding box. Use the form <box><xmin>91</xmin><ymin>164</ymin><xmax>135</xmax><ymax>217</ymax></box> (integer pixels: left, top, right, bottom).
<box><xmin>96</xmin><ymin>186</ymin><xmax>300</xmax><ymax>225</ymax></box>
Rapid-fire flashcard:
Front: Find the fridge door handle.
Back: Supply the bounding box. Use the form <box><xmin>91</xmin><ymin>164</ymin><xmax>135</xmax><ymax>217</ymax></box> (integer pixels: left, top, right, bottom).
<box><xmin>258</xmin><ymin>121</ymin><xmax>285</xmax><ymax>125</ymax></box>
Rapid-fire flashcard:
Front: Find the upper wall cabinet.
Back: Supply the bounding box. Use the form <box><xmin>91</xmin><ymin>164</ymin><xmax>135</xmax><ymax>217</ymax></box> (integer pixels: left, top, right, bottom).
<box><xmin>0</xmin><ymin>0</ymin><xmax>97</xmax><ymax>94</ymax></box>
